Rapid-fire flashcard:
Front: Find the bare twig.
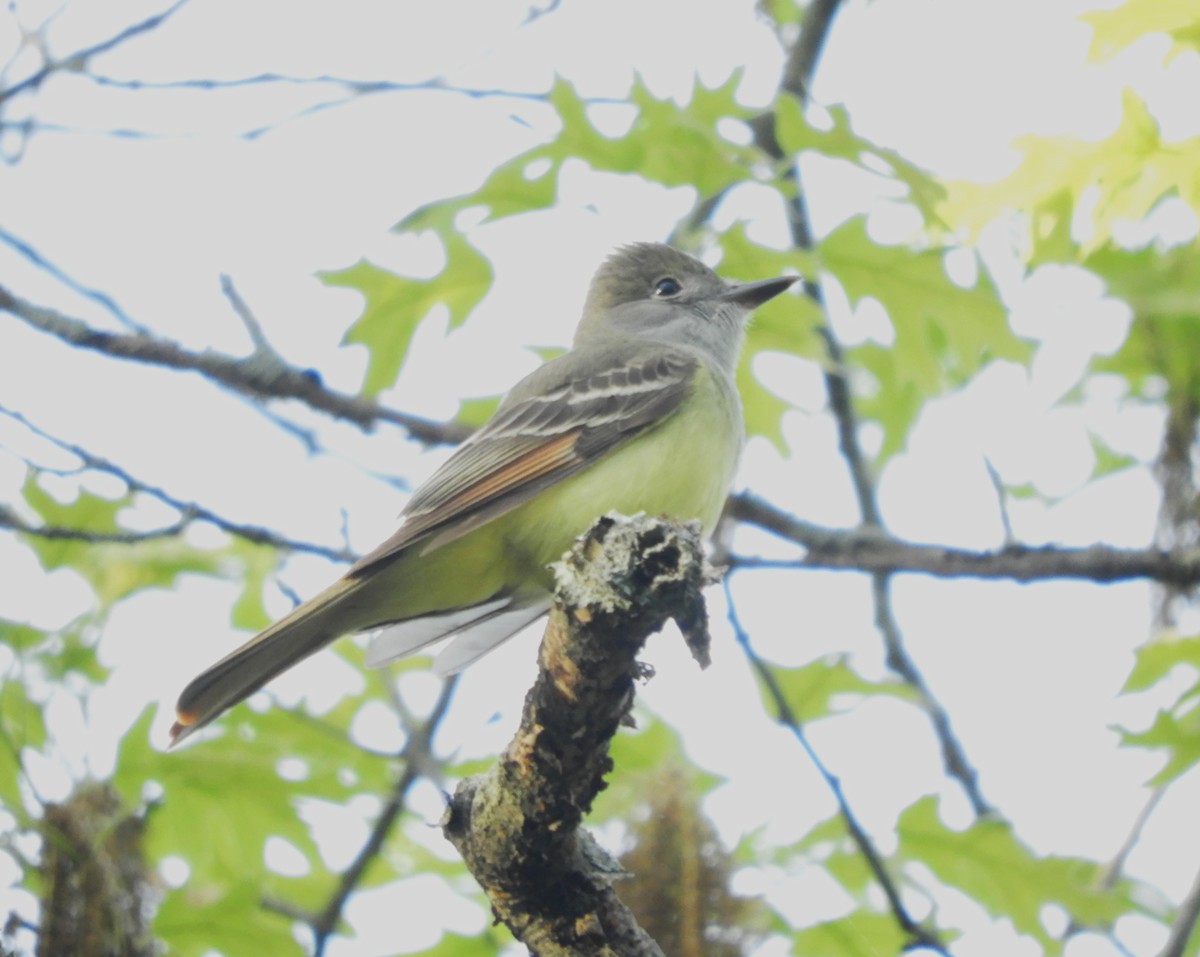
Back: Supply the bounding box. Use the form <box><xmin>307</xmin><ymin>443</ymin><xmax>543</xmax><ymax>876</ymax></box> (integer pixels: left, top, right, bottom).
<box><xmin>219</xmin><ymin>275</ymin><xmax>274</xmax><ymax>355</ymax></box>
<box><xmin>873</xmin><ymin>574</ymin><xmax>992</xmax><ymax>815</ymax></box>
<box><xmin>753</xmin><ymin>0</ymin><xmax>992</xmax><ymax>817</ymax></box>
<box><xmin>215</xmin><ymin>274</ymin><xmax>328</xmax><ymax>455</ymax></box>
<box><xmin>256</xmin><ymin>680</ymin><xmax>458</xmax><ymax>949</ymax></box>
<box><xmin>0</xmin><ymin>404</ymin><xmax>357</xmax><ymax>563</ymax></box>
<box><xmin>728</xmin><ymin>494</ymin><xmax>1200</xmax><ymax>587</ymax></box>
<box><xmin>81</xmin><ymin>71</ymin><xmax>585</xmax><ymax>103</ymax></box>
<box><xmin>521</xmin><ymin>0</ymin><xmax>563</xmax><ymax>27</ymax></box>
<box><xmin>667</xmin><ymin>186</ymin><xmax>734</xmax><ymax>249</ymax></box>
<box><xmin>0</xmin><ymin>226</ymin><xmax>149</xmax><ymax>334</ymax></box>
<box><xmin>781</xmin><ymin>0</ymin><xmax>844</xmax><ymax>106</ymax></box>
<box><xmin>68</xmin><ymin>74</ymin><xmax>612</xmax><ymax>141</ymax></box>
<box><xmin>0</xmin><ymin>285</ymin><xmax>469</xmax><ymax>445</ymax></box>
<box><xmin>1101</xmin><ymin>787</ymin><xmax>1165</xmax><ymax>891</ymax></box>
<box><xmin>1060</xmin><ymin>786</ymin><xmax>1164</xmax><ymax>954</ymax></box>
<box><xmin>238</xmin><ymin>398</ymin><xmax>323</xmax><ymax>454</ymax></box>
<box><xmin>0</xmin><ymin>506</ymin><xmax>188</xmax><ymax>545</ymax></box>
<box><xmin>311</xmin><ymin>678</ymin><xmax>459</xmax><ymax>956</ymax></box>
<box><xmin>724</xmin><ymin>580</ymin><xmax>952</xmax><ymax>956</ymax></box>
<box><xmin>0</xmin><ymin>0</ymin><xmax>193</xmax><ymax>106</ymax></box>
<box><xmin>983</xmin><ymin>458</ymin><xmax>1016</xmax><ymax>545</ymax></box>
<box><xmin>1158</xmin><ymin>861</ymin><xmax>1200</xmax><ymax>957</ymax></box>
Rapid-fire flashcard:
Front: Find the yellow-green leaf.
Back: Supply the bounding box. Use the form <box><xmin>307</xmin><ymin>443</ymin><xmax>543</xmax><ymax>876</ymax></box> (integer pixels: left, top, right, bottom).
<box><xmin>1082</xmin><ymin>0</ymin><xmax>1200</xmax><ymax>63</ymax></box>
<box><xmin>327</xmin><ymin>233</ymin><xmax>493</xmax><ymax>397</ymax></box>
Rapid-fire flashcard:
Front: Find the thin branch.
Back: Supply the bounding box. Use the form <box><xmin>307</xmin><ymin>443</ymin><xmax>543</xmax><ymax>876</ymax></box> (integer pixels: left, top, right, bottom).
<box><xmin>781</xmin><ymin>0</ymin><xmax>844</xmax><ymax>106</ymax></box>
<box><xmin>0</xmin><ymin>4</ymin><xmax>596</xmax><ymax>148</ymax></box>
<box><xmin>237</xmin><ymin>398</ymin><xmax>322</xmax><ymax>454</ymax></box>
<box><xmin>732</xmin><ymin>485</ymin><xmax>1183</xmax><ymax>815</ymax></box>
<box><xmin>770</xmin><ymin>0</ymin><xmax>883</xmax><ymax>530</ymax></box>
<box><xmin>724</xmin><ymin>580</ymin><xmax>952</xmax><ymax>956</ymax></box>
<box><xmin>219</xmin><ymin>275</ymin><xmax>273</xmax><ymax>355</ymax></box>
<box><xmin>1158</xmin><ymin>860</ymin><xmax>1200</xmax><ymax>957</ymax></box>
<box><xmin>727</xmin><ymin>493</ymin><xmax>1200</xmax><ymax>587</ymax></box>
<box><xmin>747</xmin><ymin>0</ymin><xmax>996</xmax><ymax>827</ymax></box>
<box><xmin>667</xmin><ymin>186</ymin><xmax>734</xmax><ymax>248</ymax></box>
<box><xmin>521</xmin><ymin>0</ymin><xmax>564</xmax><ymax>27</ymax></box>
<box><xmin>258</xmin><ymin>683</ymin><xmax>458</xmax><ymax>943</ymax></box>
<box><xmin>1101</xmin><ymin>787</ymin><xmax>1165</xmax><ymax>890</ymax></box>
<box><xmin>311</xmin><ymin>677</ymin><xmax>459</xmax><ymax>956</ymax></box>
<box><xmin>0</xmin><ymin>404</ymin><xmax>356</xmax><ymax>563</ymax></box>
<box><xmin>0</xmin><ymin>226</ymin><xmax>149</xmax><ymax>334</ymax></box>
<box><xmin>0</xmin><ymin>506</ymin><xmax>188</xmax><ymax>545</ymax></box>
<box><xmin>259</xmin><ymin>895</ymin><xmax>310</xmax><ymax>923</ymax></box>
<box><xmin>0</xmin><ymin>118</ymin><xmax>174</xmax><ymax>149</ymax></box>
<box><xmin>0</xmin><ymin>285</ymin><xmax>469</xmax><ymax>445</ymax></box>
<box><xmin>759</xmin><ymin>0</ymin><xmax>992</xmax><ymax>819</ymax></box>
<box><xmin>1059</xmin><ymin>786</ymin><xmax>1165</xmax><ymax>954</ymax></box>
<box><xmin>769</xmin><ymin>0</ymin><xmax>880</xmax><ymax>529</ymax></box>
<box><xmin>983</xmin><ymin>458</ymin><xmax>1016</xmax><ymax>545</ymax></box>
<box><xmin>4</xmin><ymin>910</ymin><xmax>39</xmax><ymax>934</ymax></box>
<box><xmin>872</xmin><ymin>574</ymin><xmax>992</xmax><ymax>815</ymax></box>
<box><xmin>0</xmin><ymin>0</ymin><xmax>192</xmax><ymax>106</ymax></box>
<box><xmin>214</xmin><ymin>275</ymin><xmax>327</xmax><ymax>455</ymax></box>
<box><xmin>82</xmin><ymin>71</ymin><xmax>576</xmax><ymax>103</ymax></box>
<box><xmin>51</xmin><ymin>73</ymin><xmax>610</xmax><ymax>142</ymax></box>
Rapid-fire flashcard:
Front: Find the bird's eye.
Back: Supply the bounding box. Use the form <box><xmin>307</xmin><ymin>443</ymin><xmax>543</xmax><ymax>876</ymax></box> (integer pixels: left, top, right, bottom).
<box><xmin>653</xmin><ymin>277</ymin><xmax>682</xmax><ymax>298</ymax></box>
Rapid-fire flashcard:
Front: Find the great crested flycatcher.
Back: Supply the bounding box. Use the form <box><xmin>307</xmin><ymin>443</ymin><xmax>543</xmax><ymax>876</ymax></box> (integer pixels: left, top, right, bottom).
<box><xmin>171</xmin><ymin>243</ymin><xmax>796</xmax><ymax>744</ymax></box>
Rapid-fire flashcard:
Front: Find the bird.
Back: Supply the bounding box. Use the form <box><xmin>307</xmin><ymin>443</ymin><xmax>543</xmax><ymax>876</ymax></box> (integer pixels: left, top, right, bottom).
<box><xmin>170</xmin><ymin>242</ymin><xmax>796</xmax><ymax>745</ymax></box>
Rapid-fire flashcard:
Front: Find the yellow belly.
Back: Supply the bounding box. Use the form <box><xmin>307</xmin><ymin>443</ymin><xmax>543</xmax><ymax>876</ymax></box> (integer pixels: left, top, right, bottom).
<box><xmin>353</xmin><ymin>364</ymin><xmax>742</xmax><ymax>619</ymax></box>
<box><xmin>504</xmin><ymin>364</ymin><xmax>741</xmax><ymax>576</ymax></box>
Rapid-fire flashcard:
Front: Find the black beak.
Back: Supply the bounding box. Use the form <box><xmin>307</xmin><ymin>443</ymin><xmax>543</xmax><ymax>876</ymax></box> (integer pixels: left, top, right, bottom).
<box><xmin>717</xmin><ymin>274</ymin><xmax>799</xmax><ymax>308</ymax></box>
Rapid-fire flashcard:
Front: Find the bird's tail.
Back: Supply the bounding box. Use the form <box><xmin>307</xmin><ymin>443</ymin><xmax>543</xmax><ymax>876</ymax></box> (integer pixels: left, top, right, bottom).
<box><xmin>170</xmin><ymin>575</ymin><xmax>364</xmax><ymax>746</ymax></box>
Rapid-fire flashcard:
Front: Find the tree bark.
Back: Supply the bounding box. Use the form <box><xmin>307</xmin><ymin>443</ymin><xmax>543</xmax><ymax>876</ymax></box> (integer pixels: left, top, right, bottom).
<box><xmin>443</xmin><ymin>513</ymin><xmax>715</xmax><ymax>957</ymax></box>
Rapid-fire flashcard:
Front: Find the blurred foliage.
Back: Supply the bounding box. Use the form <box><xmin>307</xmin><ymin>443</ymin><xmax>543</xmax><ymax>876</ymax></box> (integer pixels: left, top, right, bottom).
<box><xmin>617</xmin><ymin>766</ymin><xmax>765</xmax><ymax>957</ymax></box>
<box><xmin>1119</xmin><ymin>633</ymin><xmax>1200</xmax><ymax>787</ymax></box>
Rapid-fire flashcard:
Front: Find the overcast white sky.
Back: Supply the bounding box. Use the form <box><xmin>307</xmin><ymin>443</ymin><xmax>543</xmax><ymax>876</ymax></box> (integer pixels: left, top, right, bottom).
<box><xmin>1</xmin><ymin>1</ymin><xmax>1197</xmax><ymax>955</ymax></box>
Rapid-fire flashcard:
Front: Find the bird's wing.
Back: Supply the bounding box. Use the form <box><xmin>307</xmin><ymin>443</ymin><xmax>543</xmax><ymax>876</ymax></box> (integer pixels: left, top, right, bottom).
<box><xmin>169</xmin><ymin>343</ymin><xmax>697</xmax><ymax>746</ymax></box>
<box><xmin>347</xmin><ymin>342</ymin><xmax>697</xmax><ymax>576</ymax></box>
<box><xmin>362</xmin><ymin>596</ymin><xmax>552</xmax><ymax>673</ymax></box>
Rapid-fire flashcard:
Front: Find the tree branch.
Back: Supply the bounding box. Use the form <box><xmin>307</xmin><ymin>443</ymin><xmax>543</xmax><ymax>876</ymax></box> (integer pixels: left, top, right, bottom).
<box><xmin>311</xmin><ymin>678</ymin><xmax>459</xmax><ymax>956</ymax></box>
<box><xmin>781</xmin><ymin>0</ymin><xmax>844</xmax><ymax>106</ymax></box>
<box><xmin>0</xmin><ymin>505</ymin><xmax>188</xmax><ymax>546</ymax></box>
<box><xmin>1158</xmin><ymin>859</ymin><xmax>1200</xmax><ymax>957</ymax></box>
<box><xmin>37</xmin><ymin>782</ymin><xmax>156</xmax><ymax>957</ymax></box>
<box><xmin>1060</xmin><ymin>786</ymin><xmax>1164</xmax><ymax>954</ymax></box>
<box><xmin>0</xmin><ymin>403</ymin><xmax>357</xmax><ymax>563</ymax></box>
<box><xmin>0</xmin><ymin>0</ymin><xmax>193</xmax><ymax>107</ymax></box>
<box><xmin>443</xmin><ymin>514</ymin><xmax>715</xmax><ymax>956</ymax></box>
<box><xmin>728</xmin><ymin>493</ymin><xmax>1200</xmax><ymax>586</ymax></box>
<box><xmin>754</xmin><ymin>0</ymin><xmax>994</xmax><ymax>821</ymax></box>
<box><xmin>725</xmin><ymin>582</ymin><xmax>953</xmax><ymax>956</ymax></box>
<box><xmin>0</xmin><ymin>226</ymin><xmax>148</xmax><ymax>333</ymax></box>
<box><xmin>36</xmin><ymin>74</ymin><xmax>614</xmax><ymax>142</ymax></box>
<box><xmin>0</xmin><ymin>284</ymin><xmax>469</xmax><ymax>445</ymax></box>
